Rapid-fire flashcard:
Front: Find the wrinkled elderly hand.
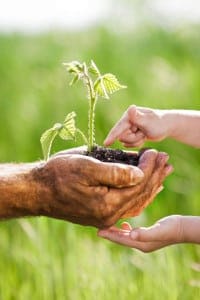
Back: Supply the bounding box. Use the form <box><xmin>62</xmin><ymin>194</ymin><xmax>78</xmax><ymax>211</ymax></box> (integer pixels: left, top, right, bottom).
<box><xmin>31</xmin><ymin>147</ymin><xmax>172</xmax><ymax>228</ymax></box>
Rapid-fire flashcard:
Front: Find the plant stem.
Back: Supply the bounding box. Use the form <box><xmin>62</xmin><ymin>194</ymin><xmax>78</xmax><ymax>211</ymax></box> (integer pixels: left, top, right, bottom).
<box><xmin>84</xmin><ymin>73</ymin><xmax>96</xmax><ymax>151</ymax></box>
<box><xmin>88</xmin><ymin>96</ymin><xmax>97</xmax><ymax>151</ymax></box>
<box><xmin>76</xmin><ymin>129</ymin><xmax>88</xmax><ymax>145</ymax></box>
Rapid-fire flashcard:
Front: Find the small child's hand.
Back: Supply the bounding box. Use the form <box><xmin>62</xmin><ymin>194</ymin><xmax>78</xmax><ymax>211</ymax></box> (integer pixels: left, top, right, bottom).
<box><xmin>98</xmin><ymin>215</ymin><xmax>183</xmax><ymax>252</ymax></box>
<box><xmin>104</xmin><ymin>105</ymin><xmax>169</xmax><ymax>148</ymax></box>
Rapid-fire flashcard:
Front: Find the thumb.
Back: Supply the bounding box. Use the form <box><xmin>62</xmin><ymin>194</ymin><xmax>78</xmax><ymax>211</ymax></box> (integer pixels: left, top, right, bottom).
<box><xmin>93</xmin><ymin>161</ymin><xmax>144</xmax><ymax>187</ymax></box>
<box><xmin>128</xmin><ymin>106</ymin><xmax>147</xmax><ymax>133</ymax></box>
<box><xmin>130</xmin><ymin>223</ymin><xmax>163</xmax><ymax>242</ymax></box>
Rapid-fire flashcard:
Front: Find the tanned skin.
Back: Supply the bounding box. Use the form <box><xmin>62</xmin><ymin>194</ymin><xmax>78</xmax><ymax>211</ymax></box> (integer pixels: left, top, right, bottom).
<box><xmin>0</xmin><ymin>147</ymin><xmax>171</xmax><ymax>228</ymax></box>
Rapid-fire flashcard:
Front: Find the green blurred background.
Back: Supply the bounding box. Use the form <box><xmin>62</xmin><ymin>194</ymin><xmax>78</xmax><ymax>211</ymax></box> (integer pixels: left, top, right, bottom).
<box><xmin>0</xmin><ymin>0</ymin><xmax>200</xmax><ymax>299</ymax></box>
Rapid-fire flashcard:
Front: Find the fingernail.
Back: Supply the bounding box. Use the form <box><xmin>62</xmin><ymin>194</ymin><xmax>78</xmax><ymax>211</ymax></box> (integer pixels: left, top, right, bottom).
<box><xmin>103</xmin><ymin>139</ymin><xmax>109</xmax><ymax>146</ymax></box>
<box><xmin>156</xmin><ymin>185</ymin><xmax>164</xmax><ymax>194</ymax></box>
<box><xmin>160</xmin><ymin>152</ymin><xmax>169</xmax><ymax>161</ymax></box>
<box><xmin>165</xmin><ymin>164</ymin><xmax>174</xmax><ymax>175</ymax></box>
<box><xmin>130</xmin><ymin>230</ymin><xmax>139</xmax><ymax>240</ymax></box>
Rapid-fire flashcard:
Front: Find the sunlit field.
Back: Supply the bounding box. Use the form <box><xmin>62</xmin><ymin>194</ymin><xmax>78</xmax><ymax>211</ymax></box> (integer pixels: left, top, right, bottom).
<box><xmin>0</xmin><ymin>24</ymin><xmax>200</xmax><ymax>299</ymax></box>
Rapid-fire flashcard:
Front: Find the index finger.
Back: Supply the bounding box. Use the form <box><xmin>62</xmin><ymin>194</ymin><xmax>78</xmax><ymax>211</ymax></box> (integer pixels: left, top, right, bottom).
<box><xmin>104</xmin><ymin>113</ymin><xmax>130</xmax><ymax>146</ymax></box>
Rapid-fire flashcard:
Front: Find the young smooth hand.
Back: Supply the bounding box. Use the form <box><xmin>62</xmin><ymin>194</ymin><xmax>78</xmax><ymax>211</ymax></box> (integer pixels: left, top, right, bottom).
<box><xmin>104</xmin><ymin>105</ymin><xmax>169</xmax><ymax>148</ymax></box>
<box><xmin>104</xmin><ymin>105</ymin><xmax>200</xmax><ymax>148</ymax></box>
<box><xmin>98</xmin><ymin>215</ymin><xmax>200</xmax><ymax>252</ymax></box>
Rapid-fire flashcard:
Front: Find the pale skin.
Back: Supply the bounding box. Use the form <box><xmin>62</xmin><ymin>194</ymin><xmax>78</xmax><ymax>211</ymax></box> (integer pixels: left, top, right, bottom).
<box><xmin>0</xmin><ymin>146</ymin><xmax>172</xmax><ymax>228</ymax></box>
<box><xmin>98</xmin><ymin>106</ymin><xmax>200</xmax><ymax>250</ymax></box>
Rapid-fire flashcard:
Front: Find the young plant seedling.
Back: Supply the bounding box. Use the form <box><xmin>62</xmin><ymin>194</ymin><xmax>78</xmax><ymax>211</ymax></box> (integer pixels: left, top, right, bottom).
<box><xmin>40</xmin><ymin>60</ymin><xmax>126</xmax><ymax>160</ymax></box>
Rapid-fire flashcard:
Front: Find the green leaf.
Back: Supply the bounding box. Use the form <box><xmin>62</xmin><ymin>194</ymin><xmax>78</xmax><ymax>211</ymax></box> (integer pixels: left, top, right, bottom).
<box><xmin>63</xmin><ymin>61</ymin><xmax>83</xmax><ymax>75</ymax></box>
<box><xmin>102</xmin><ymin>73</ymin><xmax>127</xmax><ymax>94</ymax></box>
<box><xmin>94</xmin><ymin>74</ymin><xmax>126</xmax><ymax>99</ymax></box>
<box><xmin>88</xmin><ymin>60</ymin><xmax>100</xmax><ymax>76</ymax></box>
<box><xmin>69</xmin><ymin>74</ymin><xmax>79</xmax><ymax>86</ymax></box>
<box><xmin>59</xmin><ymin>112</ymin><xmax>76</xmax><ymax>140</ymax></box>
<box><xmin>40</xmin><ymin>127</ymin><xmax>59</xmax><ymax>160</ymax></box>
<box><xmin>94</xmin><ymin>78</ymin><xmax>109</xmax><ymax>99</ymax></box>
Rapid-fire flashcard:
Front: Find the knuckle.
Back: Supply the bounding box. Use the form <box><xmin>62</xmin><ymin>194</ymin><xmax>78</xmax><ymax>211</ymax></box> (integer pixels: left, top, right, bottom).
<box><xmin>101</xmin><ymin>216</ymin><xmax>115</xmax><ymax>229</ymax></box>
<box><xmin>111</xmin><ymin>166</ymin><xmax>127</xmax><ymax>187</ymax></box>
<box><xmin>127</xmin><ymin>105</ymin><xmax>136</xmax><ymax>118</ymax></box>
<box><xmin>98</xmin><ymin>201</ymin><xmax>113</xmax><ymax>219</ymax></box>
<box><xmin>94</xmin><ymin>193</ymin><xmax>118</xmax><ymax>227</ymax></box>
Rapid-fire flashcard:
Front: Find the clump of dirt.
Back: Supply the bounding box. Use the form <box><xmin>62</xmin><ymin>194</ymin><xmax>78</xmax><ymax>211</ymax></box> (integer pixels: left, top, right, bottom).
<box><xmin>86</xmin><ymin>146</ymin><xmax>143</xmax><ymax>166</ymax></box>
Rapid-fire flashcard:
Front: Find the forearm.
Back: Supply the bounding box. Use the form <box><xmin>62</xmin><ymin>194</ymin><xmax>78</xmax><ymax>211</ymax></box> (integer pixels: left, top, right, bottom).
<box><xmin>163</xmin><ymin>110</ymin><xmax>200</xmax><ymax>148</ymax></box>
<box><xmin>181</xmin><ymin>216</ymin><xmax>200</xmax><ymax>244</ymax></box>
<box><xmin>0</xmin><ymin>162</ymin><xmax>45</xmax><ymax>219</ymax></box>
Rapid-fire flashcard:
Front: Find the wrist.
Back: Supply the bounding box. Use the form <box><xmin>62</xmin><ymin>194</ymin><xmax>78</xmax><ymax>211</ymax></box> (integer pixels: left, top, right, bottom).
<box><xmin>162</xmin><ymin>110</ymin><xmax>197</xmax><ymax>142</ymax></box>
<box><xmin>181</xmin><ymin>216</ymin><xmax>200</xmax><ymax>244</ymax></box>
<box><xmin>161</xmin><ymin>110</ymin><xmax>180</xmax><ymax>139</ymax></box>
<box><xmin>30</xmin><ymin>160</ymin><xmax>58</xmax><ymax>218</ymax></box>
<box><xmin>0</xmin><ymin>162</ymin><xmax>48</xmax><ymax>219</ymax></box>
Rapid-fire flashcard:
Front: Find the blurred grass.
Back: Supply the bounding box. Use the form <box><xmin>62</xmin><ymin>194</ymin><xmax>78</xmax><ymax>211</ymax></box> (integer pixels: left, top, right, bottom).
<box><xmin>0</xmin><ymin>24</ymin><xmax>200</xmax><ymax>299</ymax></box>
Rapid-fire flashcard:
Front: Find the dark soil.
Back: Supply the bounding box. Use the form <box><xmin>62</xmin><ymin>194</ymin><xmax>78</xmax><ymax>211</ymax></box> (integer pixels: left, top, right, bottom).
<box><xmin>86</xmin><ymin>146</ymin><xmax>143</xmax><ymax>166</ymax></box>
